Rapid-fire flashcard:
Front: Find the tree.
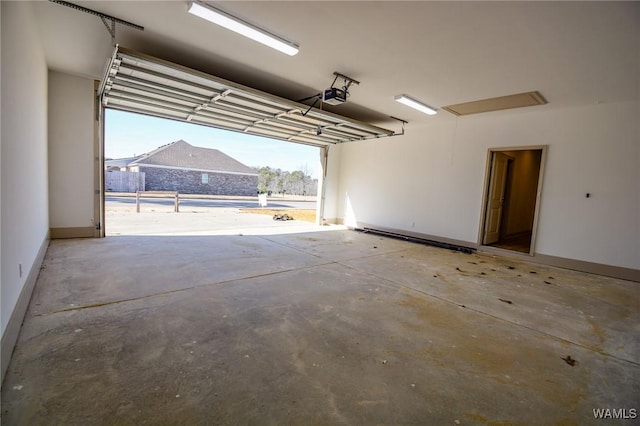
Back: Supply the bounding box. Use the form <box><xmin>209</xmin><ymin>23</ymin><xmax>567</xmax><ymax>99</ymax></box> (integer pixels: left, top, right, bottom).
<box><xmin>278</xmin><ymin>171</ymin><xmax>290</xmax><ymax>195</ymax></box>
<box><xmin>257</xmin><ymin>166</ymin><xmax>277</xmax><ymax>194</ymax></box>
<box><xmin>289</xmin><ymin>170</ymin><xmax>304</xmax><ymax>195</ymax></box>
<box><xmin>298</xmin><ymin>164</ymin><xmax>312</xmax><ymax>195</ymax></box>
<box><xmin>255</xmin><ymin>165</ymin><xmax>317</xmax><ymax>196</ymax></box>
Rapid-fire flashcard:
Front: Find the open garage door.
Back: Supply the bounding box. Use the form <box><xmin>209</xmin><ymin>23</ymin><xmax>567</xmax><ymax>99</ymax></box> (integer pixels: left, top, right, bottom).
<box><xmin>98</xmin><ymin>46</ymin><xmax>395</xmax><ymax>147</ymax></box>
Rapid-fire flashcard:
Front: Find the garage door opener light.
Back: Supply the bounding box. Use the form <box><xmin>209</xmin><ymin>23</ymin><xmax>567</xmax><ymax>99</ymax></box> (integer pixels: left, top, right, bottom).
<box><xmin>394</xmin><ymin>95</ymin><xmax>437</xmax><ymax>115</ymax></box>
<box><xmin>188</xmin><ymin>1</ymin><xmax>299</xmax><ymax>56</ymax></box>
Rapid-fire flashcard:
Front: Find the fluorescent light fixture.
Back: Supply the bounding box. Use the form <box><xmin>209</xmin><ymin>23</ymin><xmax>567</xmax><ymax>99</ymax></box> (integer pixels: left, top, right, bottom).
<box><xmin>188</xmin><ymin>2</ymin><xmax>299</xmax><ymax>56</ymax></box>
<box><xmin>394</xmin><ymin>95</ymin><xmax>437</xmax><ymax>115</ymax></box>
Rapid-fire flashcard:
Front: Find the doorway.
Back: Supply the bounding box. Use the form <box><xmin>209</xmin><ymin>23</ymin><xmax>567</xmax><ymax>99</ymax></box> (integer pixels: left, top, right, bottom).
<box><xmin>480</xmin><ymin>147</ymin><xmax>545</xmax><ymax>254</ymax></box>
<box><xmin>102</xmin><ymin>109</ymin><xmax>321</xmax><ymax>236</ymax></box>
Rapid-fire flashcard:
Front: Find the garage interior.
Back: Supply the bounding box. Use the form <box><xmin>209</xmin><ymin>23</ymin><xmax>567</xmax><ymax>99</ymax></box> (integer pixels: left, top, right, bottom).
<box><xmin>1</xmin><ymin>1</ymin><xmax>638</xmax><ymax>424</ymax></box>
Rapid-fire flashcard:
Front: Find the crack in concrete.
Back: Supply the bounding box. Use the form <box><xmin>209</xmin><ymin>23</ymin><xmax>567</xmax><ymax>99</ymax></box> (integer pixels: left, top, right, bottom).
<box><xmin>34</xmin><ymin>261</ymin><xmax>336</xmax><ymax>318</ymax></box>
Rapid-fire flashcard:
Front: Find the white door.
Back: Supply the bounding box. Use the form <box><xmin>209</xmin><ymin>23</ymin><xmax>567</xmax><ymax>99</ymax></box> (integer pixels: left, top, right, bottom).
<box><xmin>483</xmin><ymin>152</ymin><xmax>509</xmax><ymax>245</ymax></box>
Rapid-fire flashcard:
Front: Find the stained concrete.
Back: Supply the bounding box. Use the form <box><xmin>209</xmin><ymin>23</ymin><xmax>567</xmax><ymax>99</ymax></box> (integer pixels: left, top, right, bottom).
<box><xmin>2</xmin><ymin>229</ymin><xmax>639</xmax><ymax>424</ymax></box>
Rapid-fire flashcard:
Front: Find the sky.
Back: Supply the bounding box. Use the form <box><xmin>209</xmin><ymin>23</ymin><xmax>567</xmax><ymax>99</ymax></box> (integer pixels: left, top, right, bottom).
<box><xmin>105</xmin><ymin>110</ymin><xmax>321</xmax><ymax>178</ymax></box>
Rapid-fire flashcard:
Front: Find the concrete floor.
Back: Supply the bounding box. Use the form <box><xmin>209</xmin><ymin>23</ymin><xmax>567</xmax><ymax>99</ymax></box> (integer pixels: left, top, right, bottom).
<box><xmin>2</xmin><ymin>228</ymin><xmax>639</xmax><ymax>424</ymax></box>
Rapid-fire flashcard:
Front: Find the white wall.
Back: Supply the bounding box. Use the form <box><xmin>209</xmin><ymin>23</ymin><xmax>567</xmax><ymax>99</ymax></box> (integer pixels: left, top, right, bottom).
<box><xmin>335</xmin><ymin>100</ymin><xmax>640</xmax><ymax>270</ymax></box>
<box><xmin>1</xmin><ymin>1</ymin><xmax>49</xmax><ymax>337</ymax></box>
<box><xmin>48</xmin><ymin>71</ymin><xmax>96</xmax><ymax>229</ymax></box>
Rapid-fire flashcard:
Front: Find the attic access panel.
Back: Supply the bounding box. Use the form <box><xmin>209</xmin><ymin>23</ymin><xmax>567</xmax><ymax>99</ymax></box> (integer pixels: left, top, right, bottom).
<box><xmin>99</xmin><ymin>46</ymin><xmax>395</xmax><ymax>147</ymax></box>
<box><xmin>442</xmin><ymin>91</ymin><xmax>547</xmax><ymax>116</ymax></box>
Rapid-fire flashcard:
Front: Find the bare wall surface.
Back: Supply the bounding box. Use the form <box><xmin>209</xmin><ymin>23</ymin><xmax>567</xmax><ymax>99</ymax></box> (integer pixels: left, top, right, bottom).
<box><xmin>1</xmin><ymin>0</ymin><xmax>49</xmax><ymax>356</ymax></box>
<box><xmin>48</xmin><ymin>71</ymin><xmax>95</xmax><ymax>229</ymax></box>
<box><xmin>336</xmin><ymin>101</ymin><xmax>640</xmax><ymax>270</ymax></box>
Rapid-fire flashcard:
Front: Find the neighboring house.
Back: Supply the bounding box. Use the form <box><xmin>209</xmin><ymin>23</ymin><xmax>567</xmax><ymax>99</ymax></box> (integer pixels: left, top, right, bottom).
<box><xmin>105</xmin><ymin>156</ymin><xmax>146</xmax><ymax>192</ymax></box>
<box><xmin>105</xmin><ymin>156</ymin><xmax>141</xmax><ymax>171</ymax></box>
<box><xmin>105</xmin><ymin>169</ymin><xmax>145</xmax><ymax>193</ymax></box>
<box><xmin>126</xmin><ymin>140</ymin><xmax>258</xmax><ymax>196</ymax></box>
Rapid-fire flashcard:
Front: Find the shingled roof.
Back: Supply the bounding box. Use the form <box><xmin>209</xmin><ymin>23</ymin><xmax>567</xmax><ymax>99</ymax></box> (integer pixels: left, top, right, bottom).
<box><xmin>129</xmin><ymin>140</ymin><xmax>257</xmax><ymax>175</ymax></box>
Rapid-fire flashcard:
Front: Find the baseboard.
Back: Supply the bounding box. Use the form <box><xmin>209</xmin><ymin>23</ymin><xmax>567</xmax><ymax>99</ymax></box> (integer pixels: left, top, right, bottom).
<box><xmin>1</xmin><ymin>233</ymin><xmax>50</xmax><ymax>384</ymax></box>
<box><xmin>474</xmin><ymin>246</ymin><xmax>639</xmax><ymax>283</ymax></box>
<box><xmin>352</xmin><ymin>222</ymin><xmax>639</xmax><ymax>283</ymax></box>
<box><xmin>532</xmin><ymin>253</ymin><xmax>639</xmax><ymax>282</ymax></box>
<box><xmin>50</xmin><ymin>226</ymin><xmax>95</xmax><ymax>239</ymax></box>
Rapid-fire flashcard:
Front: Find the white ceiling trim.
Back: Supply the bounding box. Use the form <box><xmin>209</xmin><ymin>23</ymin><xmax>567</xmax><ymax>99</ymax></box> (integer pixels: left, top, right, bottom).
<box><xmin>99</xmin><ymin>46</ymin><xmax>395</xmax><ymax>147</ymax></box>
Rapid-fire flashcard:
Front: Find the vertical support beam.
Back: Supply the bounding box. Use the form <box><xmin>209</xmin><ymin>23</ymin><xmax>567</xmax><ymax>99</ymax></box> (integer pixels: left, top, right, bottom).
<box><xmin>93</xmin><ymin>81</ymin><xmax>103</xmax><ymax>236</ymax></box>
<box><xmin>174</xmin><ymin>192</ymin><xmax>179</xmax><ymax>212</ymax></box>
<box><xmin>136</xmin><ymin>191</ymin><xmax>140</xmax><ymax>213</ymax></box>
<box><xmin>317</xmin><ymin>145</ymin><xmax>329</xmax><ymax>225</ymax></box>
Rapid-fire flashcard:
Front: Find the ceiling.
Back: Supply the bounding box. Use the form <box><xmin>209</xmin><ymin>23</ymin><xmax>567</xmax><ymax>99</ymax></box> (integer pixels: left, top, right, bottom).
<box><xmin>33</xmin><ymin>1</ymin><xmax>639</xmax><ymax>128</ymax></box>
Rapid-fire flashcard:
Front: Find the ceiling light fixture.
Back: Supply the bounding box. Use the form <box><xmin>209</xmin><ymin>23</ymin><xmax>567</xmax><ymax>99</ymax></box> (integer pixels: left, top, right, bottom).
<box><xmin>394</xmin><ymin>95</ymin><xmax>437</xmax><ymax>115</ymax></box>
<box><xmin>187</xmin><ymin>1</ymin><xmax>299</xmax><ymax>56</ymax></box>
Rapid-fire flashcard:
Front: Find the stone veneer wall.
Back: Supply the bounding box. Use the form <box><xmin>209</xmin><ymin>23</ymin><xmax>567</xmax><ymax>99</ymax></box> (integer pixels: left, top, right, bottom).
<box><xmin>141</xmin><ymin>167</ymin><xmax>258</xmax><ymax>196</ymax></box>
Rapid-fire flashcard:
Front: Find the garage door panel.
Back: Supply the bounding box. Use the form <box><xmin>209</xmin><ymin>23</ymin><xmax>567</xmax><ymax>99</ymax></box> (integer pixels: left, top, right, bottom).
<box><xmin>100</xmin><ymin>46</ymin><xmax>395</xmax><ymax>146</ymax></box>
<box><xmin>222</xmin><ymin>94</ymin><xmax>291</xmax><ymax>116</ymax></box>
<box><xmin>195</xmin><ymin>108</ymin><xmax>263</xmax><ymax>125</ymax></box>
<box><xmin>108</xmin><ymin>103</ymin><xmax>190</xmax><ymax>121</ymax></box>
<box><xmin>109</xmin><ymin>87</ymin><xmax>197</xmax><ymax>110</ymax></box>
<box><xmin>190</xmin><ymin>116</ymin><xmax>251</xmax><ymax>132</ymax></box>
<box><xmin>105</xmin><ymin>90</ymin><xmax>195</xmax><ymax>116</ymax></box>
<box><xmin>194</xmin><ymin>110</ymin><xmax>256</xmax><ymax>127</ymax></box>
<box><xmin>214</xmin><ymin>99</ymin><xmax>284</xmax><ymax>120</ymax></box>
<box><xmin>113</xmin><ymin>77</ymin><xmax>212</xmax><ymax>105</ymax></box>
<box><xmin>204</xmin><ymin>103</ymin><xmax>273</xmax><ymax>120</ymax></box>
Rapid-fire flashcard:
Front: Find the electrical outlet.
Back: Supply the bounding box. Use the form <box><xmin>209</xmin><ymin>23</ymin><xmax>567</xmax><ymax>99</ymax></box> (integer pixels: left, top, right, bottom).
<box><xmin>19</xmin><ymin>263</ymin><xmax>23</xmax><ymax>278</ymax></box>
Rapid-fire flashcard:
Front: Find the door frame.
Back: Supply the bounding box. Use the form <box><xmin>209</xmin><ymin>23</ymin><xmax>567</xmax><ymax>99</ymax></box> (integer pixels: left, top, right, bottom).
<box><xmin>97</xmin><ymin>107</ymin><xmax>326</xmax><ymax>235</ymax></box>
<box><xmin>477</xmin><ymin>145</ymin><xmax>547</xmax><ymax>256</ymax></box>
<box><xmin>95</xmin><ymin>82</ymin><xmax>107</xmax><ymax>238</ymax></box>
<box><xmin>94</xmin><ymin>80</ymin><xmax>105</xmax><ymax>238</ymax></box>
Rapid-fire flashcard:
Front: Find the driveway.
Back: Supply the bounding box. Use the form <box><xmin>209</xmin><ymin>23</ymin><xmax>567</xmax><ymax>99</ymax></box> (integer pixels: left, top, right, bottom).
<box><xmin>105</xmin><ymin>195</ymin><xmax>322</xmax><ymax>236</ymax></box>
